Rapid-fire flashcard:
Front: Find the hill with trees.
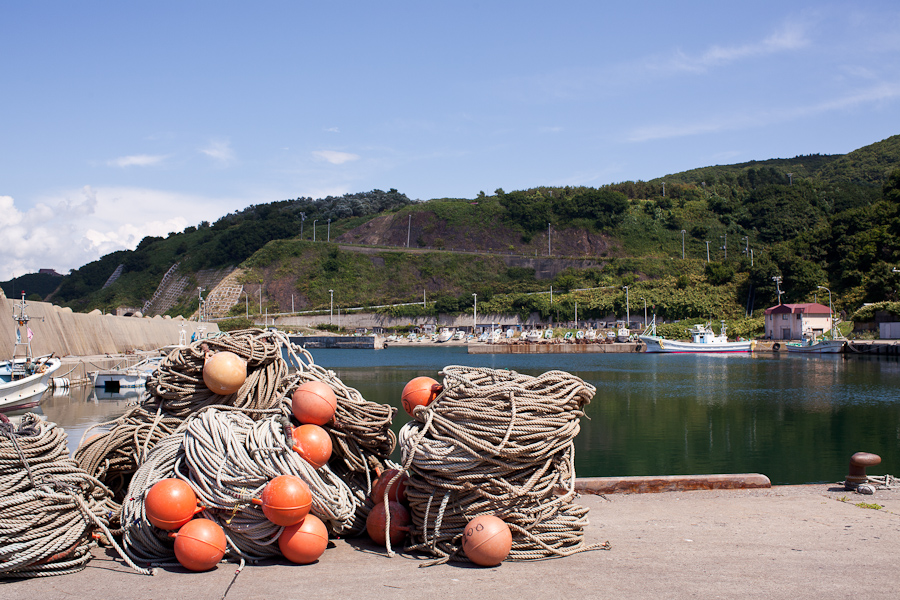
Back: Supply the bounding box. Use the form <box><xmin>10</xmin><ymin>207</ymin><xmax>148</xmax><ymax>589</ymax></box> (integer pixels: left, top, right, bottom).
<box><xmin>5</xmin><ymin>135</ymin><xmax>899</xmax><ymax>331</ymax></box>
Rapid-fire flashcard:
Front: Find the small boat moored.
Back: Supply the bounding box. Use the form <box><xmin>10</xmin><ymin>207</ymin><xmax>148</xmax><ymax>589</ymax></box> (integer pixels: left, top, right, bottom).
<box><xmin>640</xmin><ymin>317</ymin><xmax>755</xmax><ymax>353</ymax></box>
<box><xmin>0</xmin><ymin>293</ymin><xmax>61</xmax><ymax>412</ymax></box>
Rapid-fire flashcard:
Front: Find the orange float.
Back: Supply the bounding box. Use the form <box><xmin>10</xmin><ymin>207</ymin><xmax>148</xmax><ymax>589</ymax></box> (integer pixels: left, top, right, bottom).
<box><xmin>145</xmin><ymin>478</ymin><xmax>203</xmax><ymax>530</ymax></box>
<box><xmin>370</xmin><ymin>468</ymin><xmax>409</xmax><ymax>505</ymax></box>
<box><xmin>278</xmin><ymin>514</ymin><xmax>329</xmax><ymax>564</ymax></box>
<box><xmin>461</xmin><ymin>514</ymin><xmax>512</xmax><ymax>567</ymax></box>
<box><xmin>400</xmin><ymin>376</ymin><xmax>442</xmax><ymax>417</ymax></box>
<box><xmin>170</xmin><ymin>518</ymin><xmax>227</xmax><ymax>571</ymax></box>
<box><xmin>251</xmin><ymin>475</ymin><xmax>312</xmax><ymax>527</ymax></box>
<box><xmin>365</xmin><ymin>500</ymin><xmax>410</xmax><ymax>547</ymax></box>
<box><xmin>202</xmin><ymin>351</ymin><xmax>247</xmax><ymax>396</ymax></box>
<box><xmin>291</xmin><ymin>380</ymin><xmax>338</xmax><ymax>426</ymax></box>
<box><xmin>291</xmin><ymin>424</ymin><xmax>333</xmax><ymax>469</ymax></box>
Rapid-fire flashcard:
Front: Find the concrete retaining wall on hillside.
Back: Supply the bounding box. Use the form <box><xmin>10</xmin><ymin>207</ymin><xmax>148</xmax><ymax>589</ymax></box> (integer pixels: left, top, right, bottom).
<box><xmin>1</xmin><ymin>298</ymin><xmax>219</xmax><ymax>358</ymax></box>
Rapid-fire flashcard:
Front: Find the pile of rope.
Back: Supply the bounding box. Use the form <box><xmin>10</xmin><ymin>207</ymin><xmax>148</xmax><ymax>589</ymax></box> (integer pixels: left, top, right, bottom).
<box><xmin>1</xmin><ymin>414</ymin><xmax>149</xmax><ymax>578</ymax></box>
<box><xmin>68</xmin><ymin>328</ymin><xmax>399</xmax><ymax>568</ymax></box>
<box><xmin>120</xmin><ymin>408</ymin><xmax>361</xmax><ymax>565</ymax></box>
<box><xmin>399</xmin><ymin>365</ymin><xmax>607</xmax><ymax>564</ymax></box>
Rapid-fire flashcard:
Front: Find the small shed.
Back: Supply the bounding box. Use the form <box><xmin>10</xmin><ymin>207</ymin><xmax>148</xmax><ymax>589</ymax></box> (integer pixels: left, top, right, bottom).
<box><xmin>764</xmin><ymin>303</ymin><xmax>832</xmax><ymax>340</ymax></box>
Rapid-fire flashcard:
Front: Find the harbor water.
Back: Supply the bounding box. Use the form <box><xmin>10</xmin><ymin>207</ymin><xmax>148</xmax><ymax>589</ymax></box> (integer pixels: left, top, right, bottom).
<box><xmin>30</xmin><ymin>346</ymin><xmax>900</xmax><ymax>485</ymax></box>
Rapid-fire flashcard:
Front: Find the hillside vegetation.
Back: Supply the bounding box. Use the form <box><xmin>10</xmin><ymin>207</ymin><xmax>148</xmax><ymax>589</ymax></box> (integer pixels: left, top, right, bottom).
<box><xmin>6</xmin><ymin>135</ymin><xmax>900</xmax><ymax>329</ymax></box>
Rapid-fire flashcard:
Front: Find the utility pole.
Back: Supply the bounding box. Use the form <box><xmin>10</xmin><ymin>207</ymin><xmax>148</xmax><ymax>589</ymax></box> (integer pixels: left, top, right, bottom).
<box><xmin>407</xmin><ymin>214</ymin><xmax>411</xmax><ymax>248</ymax></box>
<box><xmin>327</xmin><ymin>218</ymin><xmax>331</xmax><ymax>242</ymax></box>
<box><xmin>313</xmin><ymin>220</ymin><xmax>318</xmax><ymax>241</ymax></box>
<box><xmin>329</xmin><ymin>289</ymin><xmax>334</xmax><ymax>324</ymax></box>
<box><xmin>473</xmin><ymin>293</ymin><xmax>477</xmax><ymax>334</ymax></box>
<box><xmin>705</xmin><ymin>241</ymin><xmax>710</xmax><ymax>263</ymax></box>
<box><xmin>623</xmin><ymin>286</ymin><xmax>630</xmax><ymax>328</ymax></box>
<box><xmin>548</xmin><ymin>223</ymin><xmax>551</xmax><ymax>256</ymax></box>
<box><xmin>641</xmin><ymin>296</ymin><xmax>647</xmax><ymax>328</ymax></box>
<box><xmin>721</xmin><ymin>234</ymin><xmax>727</xmax><ymax>260</ymax></box>
<box><xmin>772</xmin><ymin>276</ymin><xmax>783</xmax><ymax>304</ymax></box>
<box><xmin>681</xmin><ymin>230</ymin><xmax>686</xmax><ymax>260</ymax></box>
<box><xmin>300</xmin><ymin>212</ymin><xmax>306</xmax><ymax>238</ymax></box>
<box><xmin>787</xmin><ymin>173</ymin><xmax>793</xmax><ymax>186</ymax></box>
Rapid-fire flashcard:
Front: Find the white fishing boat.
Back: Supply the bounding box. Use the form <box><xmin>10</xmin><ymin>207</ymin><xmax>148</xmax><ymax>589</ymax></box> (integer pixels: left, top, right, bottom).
<box><xmin>525</xmin><ymin>329</ymin><xmax>544</xmax><ymax>342</ymax></box>
<box><xmin>616</xmin><ymin>321</ymin><xmax>630</xmax><ymax>343</ymax></box>
<box><xmin>585</xmin><ymin>328</ymin><xmax>597</xmax><ymax>340</ymax></box>
<box><xmin>786</xmin><ymin>294</ymin><xmax>846</xmax><ymax>354</ymax></box>
<box><xmin>544</xmin><ymin>328</ymin><xmax>553</xmax><ymax>339</ymax></box>
<box><xmin>491</xmin><ymin>328</ymin><xmax>503</xmax><ymax>343</ymax></box>
<box><xmin>437</xmin><ymin>327</ymin><xmax>455</xmax><ymax>342</ymax></box>
<box><xmin>641</xmin><ymin>317</ymin><xmax>755</xmax><ymax>353</ymax></box>
<box><xmin>453</xmin><ymin>330</ymin><xmax>466</xmax><ymax>341</ymax></box>
<box><xmin>0</xmin><ymin>293</ymin><xmax>62</xmax><ymax>412</ymax></box>
<box><xmin>92</xmin><ymin>355</ymin><xmax>162</xmax><ymax>391</ymax></box>
<box><xmin>505</xmin><ymin>328</ymin><xmax>516</xmax><ymax>339</ymax></box>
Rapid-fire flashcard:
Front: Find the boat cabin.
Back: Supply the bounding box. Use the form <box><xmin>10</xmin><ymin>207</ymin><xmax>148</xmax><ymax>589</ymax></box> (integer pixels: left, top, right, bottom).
<box><xmin>764</xmin><ymin>303</ymin><xmax>832</xmax><ymax>341</ymax></box>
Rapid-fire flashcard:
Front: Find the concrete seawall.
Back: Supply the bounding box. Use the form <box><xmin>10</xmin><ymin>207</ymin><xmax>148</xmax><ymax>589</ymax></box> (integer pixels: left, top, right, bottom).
<box><xmin>1</xmin><ymin>297</ymin><xmax>218</xmax><ymax>359</ymax></box>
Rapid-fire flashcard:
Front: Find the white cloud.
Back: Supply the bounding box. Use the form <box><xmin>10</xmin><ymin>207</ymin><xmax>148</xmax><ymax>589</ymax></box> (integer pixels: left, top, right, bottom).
<box><xmin>625</xmin><ymin>81</ymin><xmax>900</xmax><ymax>142</ymax></box>
<box><xmin>0</xmin><ymin>186</ymin><xmax>252</xmax><ymax>280</ymax></box>
<box><xmin>652</xmin><ymin>22</ymin><xmax>810</xmax><ymax>75</ymax></box>
<box><xmin>200</xmin><ymin>139</ymin><xmax>236</xmax><ymax>164</ymax></box>
<box><xmin>324</xmin><ymin>127</ymin><xmax>340</xmax><ymax>133</ymax></box>
<box><xmin>312</xmin><ymin>150</ymin><xmax>360</xmax><ymax>165</ymax></box>
<box><xmin>107</xmin><ymin>154</ymin><xmax>167</xmax><ymax>168</ymax></box>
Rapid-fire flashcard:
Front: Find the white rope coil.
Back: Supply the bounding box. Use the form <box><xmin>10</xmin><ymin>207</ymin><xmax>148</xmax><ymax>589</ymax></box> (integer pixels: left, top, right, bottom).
<box><xmin>399</xmin><ymin>365</ymin><xmax>607</xmax><ymax>563</ymax></box>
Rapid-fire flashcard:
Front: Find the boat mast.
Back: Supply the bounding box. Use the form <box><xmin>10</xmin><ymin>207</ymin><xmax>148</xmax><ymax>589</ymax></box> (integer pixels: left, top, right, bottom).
<box><xmin>12</xmin><ymin>291</ymin><xmax>34</xmax><ymax>361</ymax></box>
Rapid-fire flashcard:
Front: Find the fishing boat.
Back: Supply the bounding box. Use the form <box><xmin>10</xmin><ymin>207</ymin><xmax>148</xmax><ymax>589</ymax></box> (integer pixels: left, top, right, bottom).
<box><xmin>92</xmin><ymin>355</ymin><xmax>162</xmax><ymax>391</ymax></box>
<box><xmin>436</xmin><ymin>327</ymin><xmax>455</xmax><ymax>342</ymax></box>
<box><xmin>640</xmin><ymin>317</ymin><xmax>755</xmax><ymax>353</ymax></box>
<box><xmin>525</xmin><ymin>329</ymin><xmax>544</xmax><ymax>342</ymax></box>
<box><xmin>616</xmin><ymin>321</ymin><xmax>630</xmax><ymax>343</ymax></box>
<box><xmin>785</xmin><ymin>293</ymin><xmax>846</xmax><ymax>354</ymax></box>
<box><xmin>0</xmin><ymin>293</ymin><xmax>62</xmax><ymax>411</ymax></box>
<box><xmin>786</xmin><ymin>333</ymin><xmax>846</xmax><ymax>354</ymax></box>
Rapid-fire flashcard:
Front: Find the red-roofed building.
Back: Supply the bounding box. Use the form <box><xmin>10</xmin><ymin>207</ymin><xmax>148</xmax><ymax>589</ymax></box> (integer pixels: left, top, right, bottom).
<box><xmin>764</xmin><ymin>303</ymin><xmax>833</xmax><ymax>340</ymax></box>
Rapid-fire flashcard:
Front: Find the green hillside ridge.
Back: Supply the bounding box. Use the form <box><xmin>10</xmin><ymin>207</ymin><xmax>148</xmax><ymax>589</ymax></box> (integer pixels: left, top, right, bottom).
<box><xmin>6</xmin><ymin>135</ymin><xmax>900</xmax><ymax>335</ymax></box>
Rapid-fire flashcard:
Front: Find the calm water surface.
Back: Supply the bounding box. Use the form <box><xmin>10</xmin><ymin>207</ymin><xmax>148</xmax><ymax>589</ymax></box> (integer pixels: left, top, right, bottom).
<box><xmin>29</xmin><ymin>347</ymin><xmax>900</xmax><ymax>485</ymax></box>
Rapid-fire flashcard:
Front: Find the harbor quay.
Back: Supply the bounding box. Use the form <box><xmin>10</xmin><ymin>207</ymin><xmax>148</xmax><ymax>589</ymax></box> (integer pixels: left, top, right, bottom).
<box><xmin>4</xmin><ymin>484</ymin><xmax>897</xmax><ymax>600</ymax></box>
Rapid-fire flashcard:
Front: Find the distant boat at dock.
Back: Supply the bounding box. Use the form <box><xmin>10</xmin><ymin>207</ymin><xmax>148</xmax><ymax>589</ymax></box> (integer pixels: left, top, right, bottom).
<box><xmin>640</xmin><ymin>318</ymin><xmax>755</xmax><ymax>353</ymax></box>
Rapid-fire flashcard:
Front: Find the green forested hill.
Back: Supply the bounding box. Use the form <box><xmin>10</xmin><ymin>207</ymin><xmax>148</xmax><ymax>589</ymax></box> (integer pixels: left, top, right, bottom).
<box><xmin>6</xmin><ymin>135</ymin><xmax>899</xmax><ymax>326</ymax></box>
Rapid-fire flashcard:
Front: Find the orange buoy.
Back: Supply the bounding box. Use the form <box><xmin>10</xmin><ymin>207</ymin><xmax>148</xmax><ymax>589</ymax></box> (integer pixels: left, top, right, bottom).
<box><xmin>202</xmin><ymin>351</ymin><xmax>247</xmax><ymax>396</ymax></box>
<box><xmin>170</xmin><ymin>518</ymin><xmax>227</xmax><ymax>571</ymax></box>
<box><xmin>400</xmin><ymin>376</ymin><xmax>442</xmax><ymax>417</ymax></box>
<box><xmin>145</xmin><ymin>478</ymin><xmax>203</xmax><ymax>530</ymax></box>
<box><xmin>370</xmin><ymin>468</ymin><xmax>408</xmax><ymax>505</ymax></box>
<box><xmin>365</xmin><ymin>501</ymin><xmax>410</xmax><ymax>547</ymax></box>
<box><xmin>291</xmin><ymin>380</ymin><xmax>338</xmax><ymax>425</ymax></box>
<box><xmin>278</xmin><ymin>514</ymin><xmax>329</xmax><ymax>564</ymax></box>
<box><xmin>462</xmin><ymin>514</ymin><xmax>512</xmax><ymax>567</ymax></box>
<box><xmin>291</xmin><ymin>424</ymin><xmax>333</xmax><ymax>469</ymax></box>
<box><xmin>251</xmin><ymin>475</ymin><xmax>312</xmax><ymax>527</ymax></box>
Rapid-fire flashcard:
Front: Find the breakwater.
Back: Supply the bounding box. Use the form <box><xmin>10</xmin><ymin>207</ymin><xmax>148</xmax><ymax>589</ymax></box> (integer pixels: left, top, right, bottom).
<box><xmin>1</xmin><ymin>296</ymin><xmax>217</xmax><ymax>359</ymax></box>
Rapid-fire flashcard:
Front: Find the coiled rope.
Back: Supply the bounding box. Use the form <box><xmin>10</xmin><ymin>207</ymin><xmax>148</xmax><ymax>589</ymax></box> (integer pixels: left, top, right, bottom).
<box><xmin>120</xmin><ymin>409</ymin><xmax>359</xmax><ymax>566</ymax></box>
<box><xmin>1</xmin><ymin>414</ymin><xmax>151</xmax><ymax>578</ymax></box>
<box><xmin>398</xmin><ymin>365</ymin><xmax>609</xmax><ymax>564</ymax></box>
<box><xmin>147</xmin><ymin>328</ymin><xmax>287</xmax><ymax>419</ymax></box>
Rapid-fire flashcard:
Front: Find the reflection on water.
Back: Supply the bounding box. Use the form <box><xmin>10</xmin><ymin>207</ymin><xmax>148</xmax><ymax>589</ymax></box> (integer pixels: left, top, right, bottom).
<box><xmin>27</xmin><ymin>347</ymin><xmax>900</xmax><ymax>484</ymax></box>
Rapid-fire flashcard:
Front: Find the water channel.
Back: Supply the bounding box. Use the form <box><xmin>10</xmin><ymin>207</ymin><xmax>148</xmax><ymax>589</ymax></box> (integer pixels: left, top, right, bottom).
<box><xmin>27</xmin><ymin>346</ymin><xmax>900</xmax><ymax>485</ymax></box>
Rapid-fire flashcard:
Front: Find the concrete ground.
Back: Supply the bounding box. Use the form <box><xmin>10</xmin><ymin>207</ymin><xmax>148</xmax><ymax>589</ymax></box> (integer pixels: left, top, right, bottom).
<box><xmin>3</xmin><ymin>483</ymin><xmax>898</xmax><ymax>600</ymax></box>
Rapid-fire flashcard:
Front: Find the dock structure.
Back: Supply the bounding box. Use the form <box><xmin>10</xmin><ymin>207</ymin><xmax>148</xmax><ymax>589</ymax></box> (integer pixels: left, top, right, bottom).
<box><xmin>289</xmin><ymin>335</ymin><xmax>382</xmax><ymax>349</ymax></box>
<box><xmin>469</xmin><ymin>342</ymin><xmax>645</xmax><ymax>354</ymax></box>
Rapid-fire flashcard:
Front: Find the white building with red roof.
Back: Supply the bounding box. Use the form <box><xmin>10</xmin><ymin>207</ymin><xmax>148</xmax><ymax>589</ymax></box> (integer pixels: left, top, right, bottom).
<box><xmin>764</xmin><ymin>303</ymin><xmax>833</xmax><ymax>340</ymax></box>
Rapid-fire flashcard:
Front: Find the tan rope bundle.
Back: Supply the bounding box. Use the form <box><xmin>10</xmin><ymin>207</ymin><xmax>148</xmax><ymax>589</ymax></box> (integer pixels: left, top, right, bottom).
<box><xmin>399</xmin><ymin>365</ymin><xmax>607</xmax><ymax>563</ymax></box>
<box><xmin>1</xmin><ymin>414</ymin><xmax>150</xmax><ymax>578</ymax></box>
<box><xmin>146</xmin><ymin>329</ymin><xmax>287</xmax><ymax>419</ymax></box>
<box><xmin>73</xmin><ymin>405</ymin><xmax>184</xmax><ymax>523</ymax></box>
<box><xmin>119</xmin><ymin>409</ymin><xmax>360</xmax><ymax>567</ymax></box>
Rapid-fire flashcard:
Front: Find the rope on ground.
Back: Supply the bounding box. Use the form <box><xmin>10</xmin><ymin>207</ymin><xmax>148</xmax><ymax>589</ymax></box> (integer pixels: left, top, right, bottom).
<box><xmin>0</xmin><ymin>414</ymin><xmax>151</xmax><ymax>578</ymax></box>
<box><xmin>399</xmin><ymin>365</ymin><xmax>609</xmax><ymax>564</ymax></box>
<box><xmin>120</xmin><ymin>409</ymin><xmax>360</xmax><ymax>566</ymax></box>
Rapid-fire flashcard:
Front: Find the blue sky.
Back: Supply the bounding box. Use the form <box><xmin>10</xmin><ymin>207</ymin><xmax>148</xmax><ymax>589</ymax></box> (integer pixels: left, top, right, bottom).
<box><xmin>1</xmin><ymin>1</ymin><xmax>898</xmax><ymax>279</ymax></box>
